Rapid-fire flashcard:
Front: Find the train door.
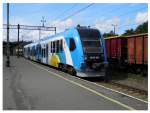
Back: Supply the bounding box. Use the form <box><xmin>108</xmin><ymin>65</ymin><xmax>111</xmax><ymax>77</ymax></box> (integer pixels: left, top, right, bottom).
<box><xmin>38</xmin><ymin>44</ymin><xmax>42</xmax><ymax>62</ymax></box>
<box><xmin>64</xmin><ymin>38</ymin><xmax>73</xmax><ymax>66</ymax></box>
<box><xmin>46</xmin><ymin>44</ymin><xmax>48</xmax><ymax>64</ymax></box>
<box><xmin>58</xmin><ymin>39</ymin><xmax>66</xmax><ymax>64</ymax></box>
<box><xmin>48</xmin><ymin>42</ymin><xmax>52</xmax><ymax>65</ymax></box>
<box><xmin>42</xmin><ymin>44</ymin><xmax>46</xmax><ymax>64</ymax></box>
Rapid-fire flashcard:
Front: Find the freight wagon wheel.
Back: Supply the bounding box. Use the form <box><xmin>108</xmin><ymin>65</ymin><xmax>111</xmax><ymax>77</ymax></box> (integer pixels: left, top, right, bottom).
<box><xmin>142</xmin><ymin>67</ymin><xmax>148</xmax><ymax>77</ymax></box>
<box><xmin>136</xmin><ymin>68</ymin><xmax>141</xmax><ymax>74</ymax></box>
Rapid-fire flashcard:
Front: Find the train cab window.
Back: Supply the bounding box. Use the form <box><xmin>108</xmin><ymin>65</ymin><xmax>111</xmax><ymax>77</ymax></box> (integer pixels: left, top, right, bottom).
<box><xmin>70</xmin><ymin>38</ymin><xmax>76</xmax><ymax>51</ymax></box>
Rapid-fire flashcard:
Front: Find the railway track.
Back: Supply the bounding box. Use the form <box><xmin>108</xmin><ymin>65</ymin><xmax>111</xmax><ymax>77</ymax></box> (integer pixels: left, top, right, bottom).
<box><xmin>27</xmin><ymin>58</ymin><xmax>148</xmax><ymax>102</ymax></box>
<box><xmin>91</xmin><ymin>80</ymin><xmax>148</xmax><ymax>102</ymax></box>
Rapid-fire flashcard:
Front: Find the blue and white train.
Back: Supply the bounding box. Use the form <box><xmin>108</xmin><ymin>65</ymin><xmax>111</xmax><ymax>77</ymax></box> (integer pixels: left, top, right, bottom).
<box><xmin>24</xmin><ymin>26</ymin><xmax>108</xmax><ymax>77</ymax></box>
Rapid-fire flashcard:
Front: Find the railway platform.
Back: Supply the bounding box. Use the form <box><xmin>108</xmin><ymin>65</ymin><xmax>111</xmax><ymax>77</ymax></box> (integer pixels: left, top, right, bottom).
<box><xmin>3</xmin><ymin>56</ymin><xmax>148</xmax><ymax>110</ymax></box>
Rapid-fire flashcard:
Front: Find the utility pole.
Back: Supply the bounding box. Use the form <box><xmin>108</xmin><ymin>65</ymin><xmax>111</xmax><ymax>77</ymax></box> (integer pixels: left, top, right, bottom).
<box><xmin>41</xmin><ymin>16</ymin><xmax>46</xmax><ymax>27</ymax></box>
<box><xmin>6</xmin><ymin>3</ymin><xmax>10</xmax><ymax>67</ymax></box>
<box><xmin>39</xmin><ymin>16</ymin><xmax>46</xmax><ymax>40</ymax></box>
<box><xmin>111</xmin><ymin>24</ymin><xmax>117</xmax><ymax>35</ymax></box>
<box><xmin>55</xmin><ymin>27</ymin><xmax>56</xmax><ymax>34</ymax></box>
<box><xmin>21</xmin><ymin>35</ymin><xmax>24</xmax><ymax>56</ymax></box>
<box><xmin>17</xmin><ymin>24</ymin><xmax>20</xmax><ymax>58</ymax></box>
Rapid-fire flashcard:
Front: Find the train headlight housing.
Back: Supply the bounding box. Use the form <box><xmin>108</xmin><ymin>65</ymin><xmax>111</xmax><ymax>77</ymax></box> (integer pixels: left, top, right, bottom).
<box><xmin>100</xmin><ymin>54</ymin><xmax>104</xmax><ymax>60</ymax></box>
<box><xmin>81</xmin><ymin>63</ymin><xmax>86</xmax><ymax>70</ymax></box>
<box><xmin>84</xmin><ymin>56</ymin><xmax>87</xmax><ymax>60</ymax></box>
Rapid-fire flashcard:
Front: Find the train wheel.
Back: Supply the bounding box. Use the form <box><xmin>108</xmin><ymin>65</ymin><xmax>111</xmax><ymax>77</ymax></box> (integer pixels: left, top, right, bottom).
<box><xmin>61</xmin><ymin>65</ymin><xmax>67</xmax><ymax>72</ymax></box>
<box><xmin>58</xmin><ymin>64</ymin><xmax>62</xmax><ymax>71</ymax></box>
<box><xmin>142</xmin><ymin>68</ymin><xmax>148</xmax><ymax>77</ymax></box>
<box><xmin>104</xmin><ymin>65</ymin><xmax>111</xmax><ymax>82</ymax></box>
<box><xmin>68</xmin><ymin>66</ymin><xmax>76</xmax><ymax>76</ymax></box>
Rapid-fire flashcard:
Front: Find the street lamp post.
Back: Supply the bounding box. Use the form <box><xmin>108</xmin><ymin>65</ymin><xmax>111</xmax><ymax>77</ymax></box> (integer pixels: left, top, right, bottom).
<box><xmin>6</xmin><ymin>3</ymin><xmax>10</xmax><ymax>67</ymax></box>
<box><xmin>111</xmin><ymin>24</ymin><xmax>117</xmax><ymax>35</ymax></box>
<box><xmin>17</xmin><ymin>24</ymin><xmax>20</xmax><ymax>58</ymax></box>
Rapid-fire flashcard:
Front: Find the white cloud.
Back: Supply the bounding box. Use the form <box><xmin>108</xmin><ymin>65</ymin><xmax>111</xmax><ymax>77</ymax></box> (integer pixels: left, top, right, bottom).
<box><xmin>94</xmin><ymin>17</ymin><xmax>120</xmax><ymax>33</ymax></box>
<box><xmin>135</xmin><ymin>12</ymin><xmax>148</xmax><ymax>25</ymax></box>
<box><xmin>49</xmin><ymin>18</ymin><xmax>74</xmax><ymax>33</ymax></box>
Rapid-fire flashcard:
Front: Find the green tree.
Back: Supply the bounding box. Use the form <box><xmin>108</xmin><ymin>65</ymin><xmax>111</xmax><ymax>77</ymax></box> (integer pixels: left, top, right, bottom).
<box><xmin>135</xmin><ymin>21</ymin><xmax>148</xmax><ymax>34</ymax></box>
<box><xmin>122</xmin><ymin>21</ymin><xmax>148</xmax><ymax>36</ymax></box>
<box><xmin>122</xmin><ymin>29</ymin><xmax>135</xmax><ymax>36</ymax></box>
<box><xmin>103</xmin><ymin>30</ymin><xmax>118</xmax><ymax>38</ymax></box>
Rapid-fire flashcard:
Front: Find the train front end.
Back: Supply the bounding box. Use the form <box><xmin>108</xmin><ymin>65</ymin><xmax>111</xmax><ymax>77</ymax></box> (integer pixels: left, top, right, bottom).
<box><xmin>77</xmin><ymin>26</ymin><xmax>108</xmax><ymax>77</ymax></box>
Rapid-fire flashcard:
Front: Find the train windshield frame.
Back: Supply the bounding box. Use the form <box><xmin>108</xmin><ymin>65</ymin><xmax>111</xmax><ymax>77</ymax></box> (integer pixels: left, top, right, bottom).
<box><xmin>77</xmin><ymin>28</ymin><xmax>100</xmax><ymax>40</ymax></box>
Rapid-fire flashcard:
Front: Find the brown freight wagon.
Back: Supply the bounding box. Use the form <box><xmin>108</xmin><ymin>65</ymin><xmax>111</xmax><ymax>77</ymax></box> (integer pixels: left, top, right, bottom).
<box><xmin>126</xmin><ymin>33</ymin><xmax>148</xmax><ymax>65</ymax></box>
<box><xmin>105</xmin><ymin>33</ymin><xmax>148</xmax><ymax>74</ymax></box>
<box><xmin>105</xmin><ymin>36</ymin><xmax>127</xmax><ymax>65</ymax></box>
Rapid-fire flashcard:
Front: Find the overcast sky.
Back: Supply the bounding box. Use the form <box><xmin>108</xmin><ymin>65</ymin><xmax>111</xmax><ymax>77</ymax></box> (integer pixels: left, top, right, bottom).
<box><xmin>3</xmin><ymin>3</ymin><xmax>148</xmax><ymax>42</ymax></box>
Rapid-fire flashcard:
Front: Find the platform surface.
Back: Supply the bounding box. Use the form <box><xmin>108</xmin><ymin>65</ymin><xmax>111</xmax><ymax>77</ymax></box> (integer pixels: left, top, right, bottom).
<box><xmin>3</xmin><ymin>56</ymin><xmax>148</xmax><ymax>110</ymax></box>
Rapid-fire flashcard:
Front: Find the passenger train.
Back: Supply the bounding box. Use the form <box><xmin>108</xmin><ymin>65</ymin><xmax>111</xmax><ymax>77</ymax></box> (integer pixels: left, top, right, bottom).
<box><xmin>24</xmin><ymin>26</ymin><xmax>108</xmax><ymax>77</ymax></box>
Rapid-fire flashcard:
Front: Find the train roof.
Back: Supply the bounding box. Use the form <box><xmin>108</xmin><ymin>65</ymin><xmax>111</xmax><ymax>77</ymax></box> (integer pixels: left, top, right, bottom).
<box><xmin>24</xmin><ymin>26</ymin><xmax>100</xmax><ymax>48</ymax></box>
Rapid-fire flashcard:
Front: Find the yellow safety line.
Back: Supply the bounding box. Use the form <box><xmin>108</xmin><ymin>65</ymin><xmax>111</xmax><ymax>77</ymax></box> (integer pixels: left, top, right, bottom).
<box><xmin>29</xmin><ymin>61</ymin><xmax>135</xmax><ymax>110</ymax></box>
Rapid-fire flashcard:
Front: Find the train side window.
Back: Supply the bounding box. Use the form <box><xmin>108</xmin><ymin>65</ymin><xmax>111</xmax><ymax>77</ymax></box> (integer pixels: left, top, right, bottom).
<box><xmin>51</xmin><ymin>42</ymin><xmax>52</xmax><ymax>53</ymax></box>
<box><xmin>70</xmin><ymin>38</ymin><xmax>76</xmax><ymax>51</ymax></box>
<box><xmin>56</xmin><ymin>40</ymin><xmax>59</xmax><ymax>53</ymax></box>
<box><xmin>49</xmin><ymin>43</ymin><xmax>51</xmax><ymax>54</ymax></box>
<box><xmin>53</xmin><ymin>41</ymin><xmax>55</xmax><ymax>53</ymax></box>
<box><xmin>42</xmin><ymin>49</ymin><xmax>44</xmax><ymax>58</ymax></box>
<box><xmin>42</xmin><ymin>49</ymin><xmax>44</xmax><ymax>57</ymax></box>
<box><xmin>60</xmin><ymin>39</ymin><xmax>63</xmax><ymax>52</ymax></box>
<box><xmin>46</xmin><ymin>44</ymin><xmax>48</xmax><ymax>57</ymax></box>
<box><xmin>41</xmin><ymin>49</ymin><xmax>43</xmax><ymax>57</ymax></box>
<box><xmin>55</xmin><ymin>41</ymin><xmax>57</xmax><ymax>53</ymax></box>
<box><xmin>44</xmin><ymin>48</ymin><xmax>45</xmax><ymax>58</ymax></box>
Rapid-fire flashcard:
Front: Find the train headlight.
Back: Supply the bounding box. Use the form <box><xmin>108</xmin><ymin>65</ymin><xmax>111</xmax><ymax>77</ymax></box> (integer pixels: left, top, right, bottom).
<box><xmin>101</xmin><ymin>54</ymin><xmax>104</xmax><ymax>59</ymax></box>
<box><xmin>84</xmin><ymin>56</ymin><xmax>87</xmax><ymax>60</ymax></box>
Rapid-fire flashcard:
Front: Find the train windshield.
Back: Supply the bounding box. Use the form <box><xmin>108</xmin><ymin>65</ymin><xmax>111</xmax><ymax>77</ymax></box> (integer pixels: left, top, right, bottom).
<box><xmin>77</xmin><ymin>28</ymin><xmax>103</xmax><ymax>53</ymax></box>
<box><xmin>77</xmin><ymin>28</ymin><xmax>100</xmax><ymax>40</ymax></box>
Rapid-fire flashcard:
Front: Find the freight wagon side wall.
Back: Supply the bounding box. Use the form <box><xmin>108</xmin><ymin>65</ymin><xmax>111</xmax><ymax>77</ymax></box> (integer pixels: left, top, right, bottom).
<box><xmin>136</xmin><ymin>37</ymin><xmax>143</xmax><ymax>64</ymax></box>
<box><xmin>127</xmin><ymin>35</ymin><xmax>148</xmax><ymax>65</ymax></box>
<box><xmin>105</xmin><ymin>38</ymin><xmax>127</xmax><ymax>64</ymax></box>
<box><xmin>105</xmin><ymin>34</ymin><xmax>147</xmax><ymax>66</ymax></box>
<box><xmin>121</xmin><ymin>38</ymin><xmax>127</xmax><ymax>62</ymax></box>
<box><xmin>128</xmin><ymin>38</ymin><xmax>135</xmax><ymax>64</ymax></box>
<box><xmin>144</xmin><ymin>36</ymin><xmax>148</xmax><ymax>64</ymax></box>
<box><xmin>111</xmin><ymin>39</ymin><xmax>117</xmax><ymax>59</ymax></box>
<box><xmin>106</xmin><ymin>40</ymin><xmax>111</xmax><ymax>59</ymax></box>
